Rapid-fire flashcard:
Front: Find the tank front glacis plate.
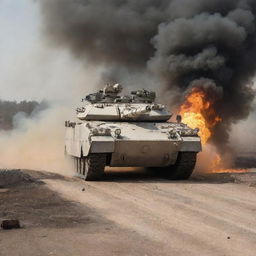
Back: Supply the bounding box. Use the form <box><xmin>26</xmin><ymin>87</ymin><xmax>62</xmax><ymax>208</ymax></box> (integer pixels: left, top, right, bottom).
<box><xmin>110</xmin><ymin>140</ymin><xmax>180</xmax><ymax>167</ymax></box>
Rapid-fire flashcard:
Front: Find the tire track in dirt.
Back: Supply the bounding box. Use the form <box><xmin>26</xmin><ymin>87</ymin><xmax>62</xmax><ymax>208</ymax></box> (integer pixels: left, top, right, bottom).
<box><xmin>46</xmin><ymin>177</ymin><xmax>256</xmax><ymax>256</ymax></box>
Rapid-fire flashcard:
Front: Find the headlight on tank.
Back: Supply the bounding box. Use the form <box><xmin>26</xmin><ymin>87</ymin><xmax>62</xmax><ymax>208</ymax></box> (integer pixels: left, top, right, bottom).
<box><xmin>91</xmin><ymin>128</ymin><xmax>111</xmax><ymax>136</ymax></box>
<box><xmin>185</xmin><ymin>130</ymin><xmax>192</xmax><ymax>136</ymax></box>
<box><xmin>115</xmin><ymin>128</ymin><xmax>122</xmax><ymax>137</ymax></box>
<box><xmin>101</xmin><ymin>128</ymin><xmax>111</xmax><ymax>136</ymax></box>
<box><xmin>168</xmin><ymin>129</ymin><xmax>178</xmax><ymax>139</ymax></box>
<box><xmin>178</xmin><ymin>130</ymin><xmax>188</xmax><ymax>136</ymax></box>
<box><xmin>179</xmin><ymin>128</ymin><xmax>199</xmax><ymax>136</ymax></box>
<box><xmin>193</xmin><ymin>128</ymin><xmax>200</xmax><ymax>135</ymax></box>
<box><xmin>91</xmin><ymin>128</ymin><xmax>99</xmax><ymax>136</ymax></box>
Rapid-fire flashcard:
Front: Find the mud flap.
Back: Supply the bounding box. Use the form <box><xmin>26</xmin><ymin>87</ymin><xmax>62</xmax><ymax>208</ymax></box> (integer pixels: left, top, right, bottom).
<box><xmin>180</xmin><ymin>137</ymin><xmax>202</xmax><ymax>152</ymax></box>
<box><xmin>90</xmin><ymin>136</ymin><xmax>115</xmax><ymax>153</ymax></box>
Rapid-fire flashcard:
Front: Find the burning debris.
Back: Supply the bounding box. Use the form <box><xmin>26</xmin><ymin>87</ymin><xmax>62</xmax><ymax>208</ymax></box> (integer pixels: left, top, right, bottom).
<box><xmin>1</xmin><ymin>220</ymin><xmax>21</xmax><ymax>230</ymax></box>
<box><xmin>210</xmin><ymin>154</ymin><xmax>248</xmax><ymax>173</ymax></box>
<box><xmin>214</xmin><ymin>169</ymin><xmax>248</xmax><ymax>174</ymax></box>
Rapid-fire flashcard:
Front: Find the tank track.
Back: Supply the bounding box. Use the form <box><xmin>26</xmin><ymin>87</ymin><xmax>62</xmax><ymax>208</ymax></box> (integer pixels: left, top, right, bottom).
<box><xmin>74</xmin><ymin>154</ymin><xmax>106</xmax><ymax>181</ymax></box>
<box><xmin>165</xmin><ymin>152</ymin><xmax>197</xmax><ymax>180</ymax></box>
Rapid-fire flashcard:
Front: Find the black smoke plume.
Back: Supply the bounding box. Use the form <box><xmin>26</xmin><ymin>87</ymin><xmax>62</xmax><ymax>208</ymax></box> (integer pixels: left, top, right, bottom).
<box><xmin>39</xmin><ymin>0</ymin><xmax>256</xmax><ymax>152</ymax></box>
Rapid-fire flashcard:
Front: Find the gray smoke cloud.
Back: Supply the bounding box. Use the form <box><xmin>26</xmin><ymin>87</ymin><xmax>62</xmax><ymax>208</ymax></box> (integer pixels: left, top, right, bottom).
<box><xmin>39</xmin><ymin>0</ymin><xmax>256</xmax><ymax>152</ymax></box>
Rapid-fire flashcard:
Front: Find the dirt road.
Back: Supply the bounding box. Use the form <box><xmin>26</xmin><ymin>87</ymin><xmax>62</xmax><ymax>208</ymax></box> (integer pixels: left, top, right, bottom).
<box><xmin>1</xmin><ymin>169</ymin><xmax>256</xmax><ymax>256</ymax></box>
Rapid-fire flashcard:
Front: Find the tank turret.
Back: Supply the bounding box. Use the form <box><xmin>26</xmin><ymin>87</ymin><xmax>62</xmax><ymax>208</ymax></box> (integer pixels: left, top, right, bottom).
<box><xmin>77</xmin><ymin>84</ymin><xmax>172</xmax><ymax>121</ymax></box>
<box><xmin>85</xmin><ymin>83</ymin><xmax>122</xmax><ymax>103</ymax></box>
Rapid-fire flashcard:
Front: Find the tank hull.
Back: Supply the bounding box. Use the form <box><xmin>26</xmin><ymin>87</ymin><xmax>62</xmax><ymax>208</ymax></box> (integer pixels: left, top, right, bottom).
<box><xmin>110</xmin><ymin>140</ymin><xmax>179</xmax><ymax>167</ymax></box>
<box><xmin>65</xmin><ymin>121</ymin><xmax>202</xmax><ymax>168</ymax></box>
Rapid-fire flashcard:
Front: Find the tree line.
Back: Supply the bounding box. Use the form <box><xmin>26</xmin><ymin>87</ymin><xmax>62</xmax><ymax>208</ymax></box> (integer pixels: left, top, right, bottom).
<box><xmin>0</xmin><ymin>100</ymin><xmax>46</xmax><ymax>130</ymax></box>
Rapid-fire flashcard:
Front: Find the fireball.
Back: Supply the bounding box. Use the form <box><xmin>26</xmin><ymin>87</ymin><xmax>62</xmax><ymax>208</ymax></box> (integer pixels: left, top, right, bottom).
<box><xmin>179</xmin><ymin>88</ymin><xmax>221</xmax><ymax>144</ymax></box>
<box><xmin>178</xmin><ymin>88</ymin><xmax>247</xmax><ymax>173</ymax></box>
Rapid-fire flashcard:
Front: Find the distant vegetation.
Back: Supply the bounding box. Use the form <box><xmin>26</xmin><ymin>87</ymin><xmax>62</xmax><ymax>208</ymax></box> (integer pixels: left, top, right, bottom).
<box><xmin>0</xmin><ymin>100</ymin><xmax>46</xmax><ymax>130</ymax></box>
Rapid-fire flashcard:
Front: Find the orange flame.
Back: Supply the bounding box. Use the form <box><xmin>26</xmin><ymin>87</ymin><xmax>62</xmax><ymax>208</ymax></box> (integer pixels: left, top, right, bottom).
<box><xmin>210</xmin><ymin>154</ymin><xmax>248</xmax><ymax>173</ymax></box>
<box><xmin>214</xmin><ymin>169</ymin><xmax>248</xmax><ymax>173</ymax></box>
<box><xmin>178</xmin><ymin>88</ymin><xmax>248</xmax><ymax>173</ymax></box>
<box><xmin>179</xmin><ymin>88</ymin><xmax>221</xmax><ymax>144</ymax></box>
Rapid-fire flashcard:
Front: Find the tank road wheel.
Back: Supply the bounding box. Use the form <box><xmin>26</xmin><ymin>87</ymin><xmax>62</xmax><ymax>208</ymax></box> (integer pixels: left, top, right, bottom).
<box><xmin>83</xmin><ymin>154</ymin><xmax>107</xmax><ymax>181</ymax></box>
<box><xmin>165</xmin><ymin>152</ymin><xmax>197</xmax><ymax>180</ymax></box>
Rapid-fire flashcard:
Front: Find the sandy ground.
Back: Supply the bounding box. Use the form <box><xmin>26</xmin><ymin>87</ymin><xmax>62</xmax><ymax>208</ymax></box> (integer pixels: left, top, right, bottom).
<box><xmin>0</xmin><ymin>168</ymin><xmax>256</xmax><ymax>256</ymax></box>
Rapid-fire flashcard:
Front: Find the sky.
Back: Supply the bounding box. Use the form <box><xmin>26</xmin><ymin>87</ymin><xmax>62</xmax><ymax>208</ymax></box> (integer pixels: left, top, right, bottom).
<box><xmin>0</xmin><ymin>0</ymin><xmax>39</xmax><ymax>100</ymax></box>
<box><xmin>0</xmin><ymin>0</ymin><xmax>39</xmax><ymax>53</ymax></box>
<box><xmin>0</xmin><ymin>0</ymin><xmax>100</xmax><ymax>102</ymax></box>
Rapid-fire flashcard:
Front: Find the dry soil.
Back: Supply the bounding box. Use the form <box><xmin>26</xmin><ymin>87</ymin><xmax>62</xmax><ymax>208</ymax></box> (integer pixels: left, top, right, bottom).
<box><xmin>0</xmin><ymin>168</ymin><xmax>256</xmax><ymax>256</ymax></box>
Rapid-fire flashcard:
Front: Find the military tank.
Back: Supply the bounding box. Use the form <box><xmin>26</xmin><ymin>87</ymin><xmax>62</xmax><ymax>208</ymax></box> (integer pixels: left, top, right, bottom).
<box><xmin>65</xmin><ymin>84</ymin><xmax>202</xmax><ymax>181</ymax></box>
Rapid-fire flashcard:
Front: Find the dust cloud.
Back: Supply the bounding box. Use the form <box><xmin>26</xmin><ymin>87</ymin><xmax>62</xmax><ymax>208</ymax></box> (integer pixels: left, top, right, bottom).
<box><xmin>39</xmin><ymin>0</ymin><xmax>256</xmax><ymax>153</ymax></box>
<box><xmin>0</xmin><ymin>105</ymin><xmax>70</xmax><ymax>174</ymax></box>
<box><xmin>0</xmin><ymin>1</ymin><xmax>106</xmax><ymax>173</ymax></box>
<box><xmin>0</xmin><ymin>46</ymin><xmax>102</xmax><ymax>173</ymax></box>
